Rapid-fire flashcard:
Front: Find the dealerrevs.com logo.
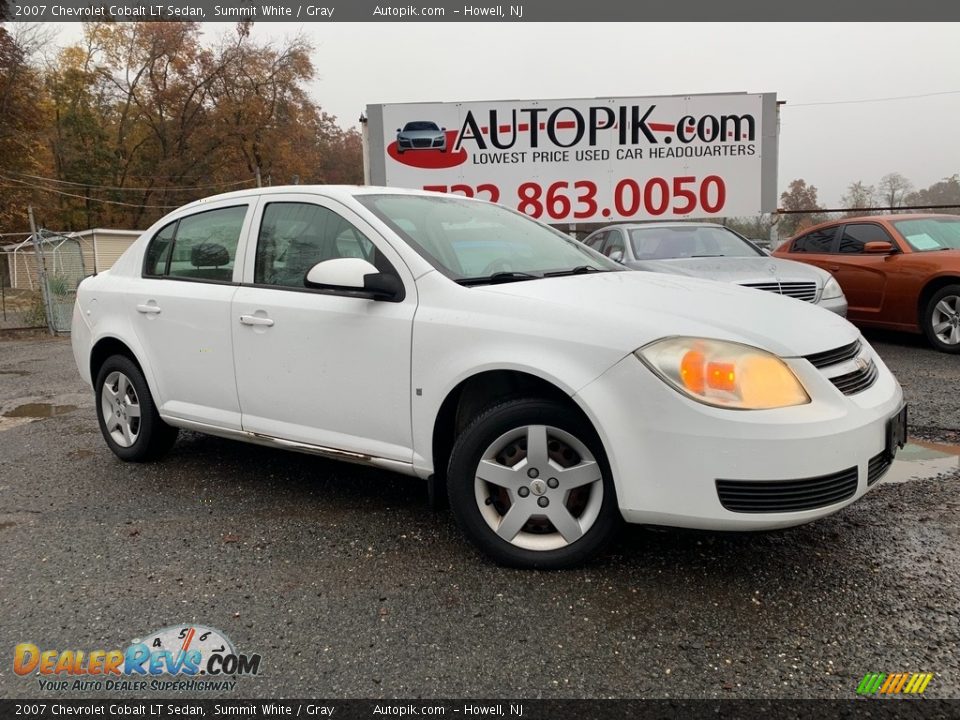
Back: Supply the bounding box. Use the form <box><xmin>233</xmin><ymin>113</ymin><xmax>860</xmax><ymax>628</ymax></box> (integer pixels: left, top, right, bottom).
<box><xmin>14</xmin><ymin>624</ymin><xmax>261</xmax><ymax>692</ymax></box>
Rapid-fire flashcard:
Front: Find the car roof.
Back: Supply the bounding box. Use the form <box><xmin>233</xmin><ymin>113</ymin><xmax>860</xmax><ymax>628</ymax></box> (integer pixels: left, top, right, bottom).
<box><xmin>791</xmin><ymin>213</ymin><xmax>959</xmax><ymax>238</ymax></box>
<box><xmin>175</xmin><ymin>185</ymin><xmax>454</xmax><ymax>213</ymax></box>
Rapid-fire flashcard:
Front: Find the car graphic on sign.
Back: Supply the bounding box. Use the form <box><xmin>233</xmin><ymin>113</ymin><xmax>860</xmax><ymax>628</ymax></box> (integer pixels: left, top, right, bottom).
<box><xmin>396</xmin><ymin>121</ymin><xmax>447</xmax><ymax>153</ymax></box>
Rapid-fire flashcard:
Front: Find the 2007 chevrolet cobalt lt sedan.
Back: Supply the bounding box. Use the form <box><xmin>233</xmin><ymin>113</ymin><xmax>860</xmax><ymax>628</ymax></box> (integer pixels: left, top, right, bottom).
<box><xmin>72</xmin><ymin>187</ymin><xmax>907</xmax><ymax>568</ymax></box>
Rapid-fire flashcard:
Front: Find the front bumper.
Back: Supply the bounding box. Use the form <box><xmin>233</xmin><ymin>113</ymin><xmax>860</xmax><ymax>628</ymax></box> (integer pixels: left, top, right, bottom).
<box><xmin>574</xmin><ymin>339</ymin><xmax>903</xmax><ymax>530</ymax></box>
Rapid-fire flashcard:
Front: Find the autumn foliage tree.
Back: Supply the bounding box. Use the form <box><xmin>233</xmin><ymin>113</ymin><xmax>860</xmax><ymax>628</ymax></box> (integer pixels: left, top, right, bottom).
<box><xmin>778</xmin><ymin>179</ymin><xmax>823</xmax><ymax>237</ymax></box>
<box><xmin>0</xmin><ymin>21</ymin><xmax>363</xmax><ymax>233</ymax></box>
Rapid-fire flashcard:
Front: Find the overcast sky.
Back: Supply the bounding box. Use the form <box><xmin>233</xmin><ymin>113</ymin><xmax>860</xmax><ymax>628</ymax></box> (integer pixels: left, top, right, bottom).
<box><xmin>48</xmin><ymin>22</ymin><xmax>960</xmax><ymax>206</ymax></box>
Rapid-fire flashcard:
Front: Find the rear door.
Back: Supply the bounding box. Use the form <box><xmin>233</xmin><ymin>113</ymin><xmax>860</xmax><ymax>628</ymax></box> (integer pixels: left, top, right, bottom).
<box><xmin>231</xmin><ymin>194</ymin><xmax>417</xmax><ymax>462</ymax></box>
<box><xmin>131</xmin><ymin>201</ymin><xmax>253</xmax><ymax>429</ymax></box>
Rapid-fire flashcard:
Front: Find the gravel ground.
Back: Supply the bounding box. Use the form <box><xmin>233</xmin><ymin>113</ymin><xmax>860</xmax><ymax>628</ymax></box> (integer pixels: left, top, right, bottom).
<box><xmin>0</xmin><ymin>331</ymin><xmax>957</xmax><ymax>699</ymax></box>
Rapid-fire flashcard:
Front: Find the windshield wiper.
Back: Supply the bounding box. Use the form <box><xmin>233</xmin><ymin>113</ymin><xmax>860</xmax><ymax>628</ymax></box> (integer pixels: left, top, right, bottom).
<box><xmin>691</xmin><ymin>254</ymin><xmax>724</xmax><ymax>258</ymax></box>
<box><xmin>457</xmin><ymin>271</ymin><xmax>541</xmax><ymax>286</ymax></box>
<box><xmin>543</xmin><ymin>265</ymin><xmax>610</xmax><ymax>277</ymax></box>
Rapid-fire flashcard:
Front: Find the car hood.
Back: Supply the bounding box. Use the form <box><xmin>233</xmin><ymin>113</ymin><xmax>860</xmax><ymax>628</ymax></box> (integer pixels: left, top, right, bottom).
<box><xmin>626</xmin><ymin>256</ymin><xmax>829</xmax><ymax>284</ymax></box>
<box><xmin>473</xmin><ymin>270</ymin><xmax>855</xmax><ymax>358</ymax></box>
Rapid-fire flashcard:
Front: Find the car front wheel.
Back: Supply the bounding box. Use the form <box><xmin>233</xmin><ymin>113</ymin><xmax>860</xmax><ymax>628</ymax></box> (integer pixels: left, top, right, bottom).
<box><xmin>447</xmin><ymin>398</ymin><xmax>620</xmax><ymax>569</ymax></box>
<box><xmin>922</xmin><ymin>284</ymin><xmax>960</xmax><ymax>353</ymax></box>
<box><xmin>95</xmin><ymin>355</ymin><xmax>178</xmax><ymax>462</ymax></box>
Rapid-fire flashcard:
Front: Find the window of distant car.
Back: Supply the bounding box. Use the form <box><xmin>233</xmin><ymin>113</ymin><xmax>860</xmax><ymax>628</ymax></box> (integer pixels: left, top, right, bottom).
<box><xmin>403</xmin><ymin>121</ymin><xmax>440</xmax><ymax>131</ymax></box>
<box><xmin>602</xmin><ymin>230</ymin><xmax>627</xmax><ymax>258</ymax></box>
<box><xmin>356</xmin><ymin>194</ymin><xmax>619</xmax><ymax>281</ymax></box>
<box><xmin>629</xmin><ymin>226</ymin><xmax>762</xmax><ymax>260</ymax></box>
<box><xmin>585</xmin><ymin>231</ymin><xmax>608</xmax><ymax>250</ymax></box>
<box><xmin>892</xmin><ymin>217</ymin><xmax>960</xmax><ymax>252</ymax></box>
<box><xmin>790</xmin><ymin>228</ymin><xmax>837</xmax><ymax>254</ymax></box>
<box><xmin>838</xmin><ymin>223</ymin><xmax>895</xmax><ymax>254</ymax></box>
<box><xmin>143</xmin><ymin>205</ymin><xmax>247</xmax><ymax>282</ymax></box>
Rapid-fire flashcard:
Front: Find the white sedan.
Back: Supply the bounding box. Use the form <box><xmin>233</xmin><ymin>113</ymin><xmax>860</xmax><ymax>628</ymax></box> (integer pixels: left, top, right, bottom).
<box><xmin>71</xmin><ymin>186</ymin><xmax>907</xmax><ymax>568</ymax></box>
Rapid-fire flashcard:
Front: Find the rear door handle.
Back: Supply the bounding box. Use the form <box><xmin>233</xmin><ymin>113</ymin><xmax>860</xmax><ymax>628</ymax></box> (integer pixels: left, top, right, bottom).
<box><xmin>239</xmin><ymin>315</ymin><xmax>274</xmax><ymax>327</ymax></box>
<box><xmin>136</xmin><ymin>304</ymin><xmax>161</xmax><ymax>314</ymax></box>
<box><xmin>829</xmin><ymin>265</ymin><xmax>840</xmax><ymax>272</ymax></box>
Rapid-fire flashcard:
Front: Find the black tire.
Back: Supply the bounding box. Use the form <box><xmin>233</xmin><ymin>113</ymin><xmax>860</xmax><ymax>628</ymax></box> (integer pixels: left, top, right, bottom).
<box><xmin>921</xmin><ymin>284</ymin><xmax>960</xmax><ymax>354</ymax></box>
<box><xmin>447</xmin><ymin>398</ymin><xmax>621</xmax><ymax>569</ymax></box>
<box><xmin>94</xmin><ymin>355</ymin><xmax>178</xmax><ymax>462</ymax></box>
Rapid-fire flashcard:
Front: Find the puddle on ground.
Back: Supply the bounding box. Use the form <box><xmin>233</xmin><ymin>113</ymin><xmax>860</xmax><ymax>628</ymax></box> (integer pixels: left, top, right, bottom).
<box><xmin>884</xmin><ymin>440</ymin><xmax>960</xmax><ymax>484</ymax></box>
<box><xmin>3</xmin><ymin>402</ymin><xmax>77</xmax><ymax>418</ymax></box>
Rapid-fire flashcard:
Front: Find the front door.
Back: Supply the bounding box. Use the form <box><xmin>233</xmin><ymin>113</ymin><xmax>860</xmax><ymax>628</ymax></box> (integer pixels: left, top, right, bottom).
<box><xmin>231</xmin><ymin>195</ymin><xmax>416</xmax><ymax>463</ymax></box>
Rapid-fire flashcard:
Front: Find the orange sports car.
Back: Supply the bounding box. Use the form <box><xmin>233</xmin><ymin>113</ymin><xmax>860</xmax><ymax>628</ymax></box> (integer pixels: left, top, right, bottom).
<box><xmin>774</xmin><ymin>214</ymin><xmax>960</xmax><ymax>353</ymax></box>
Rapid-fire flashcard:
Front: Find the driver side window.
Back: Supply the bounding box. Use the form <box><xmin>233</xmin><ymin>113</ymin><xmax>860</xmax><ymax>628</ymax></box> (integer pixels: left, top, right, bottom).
<box><xmin>602</xmin><ymin>230</ymin><xmax>626</xmax><ymax>259</ymax></box>
<box><xmin>254</xmin><ymin>202</ymin><xmax>383</xmax><ymax>288</ymax></box>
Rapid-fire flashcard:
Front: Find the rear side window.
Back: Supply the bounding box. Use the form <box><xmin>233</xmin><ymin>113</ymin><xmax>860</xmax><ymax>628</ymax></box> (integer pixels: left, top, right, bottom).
<box><xmin>838</xmin><ymin>223</ymin><xmax>894</xmax><ymax>254</ymax></box>
<box><xmin>144</xmin><ymin>221</ymin><xmax>176</xmax><ymax>276</ymax></box>
<box><xmin>791</xmin><ymin>228</ymin><xmax>837</xmax><ymax>253</ymax></box>
<box><xmin>143</xmin><ymin>206</ymin><xmax>247</xmax><ymax>282</ymax></box>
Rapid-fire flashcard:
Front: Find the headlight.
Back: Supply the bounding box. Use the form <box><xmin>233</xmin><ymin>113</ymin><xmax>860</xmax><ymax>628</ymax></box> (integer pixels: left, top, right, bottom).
<box><xmin>636</xmin><ymin>337</ymin><xmax>810</xmax><ymax>410</ymax></box>
<box><xmin>821</xmin><ymin>275</ymin><xmax>844</xmax><ymax>301</ymax></box>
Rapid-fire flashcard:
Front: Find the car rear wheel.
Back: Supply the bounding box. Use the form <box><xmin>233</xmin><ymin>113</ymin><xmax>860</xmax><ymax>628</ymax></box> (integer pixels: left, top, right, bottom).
<box><xmin>95</xmin><ymin>355</ymin><xmax>178</xmax><ymax>462</ymax></box>
<box><xmin>447</xmin><ymin>398</ymin><xmax>620</xmax><ymax>569</ymax></box>
<box><xmin>922</xmin><ymin>284</ymin><xmax>960</xmax><ymax>353</ymax></box>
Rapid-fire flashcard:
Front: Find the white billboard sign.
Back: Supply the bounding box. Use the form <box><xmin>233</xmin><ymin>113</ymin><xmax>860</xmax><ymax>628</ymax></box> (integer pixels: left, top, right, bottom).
<box><xmin>367</xmin><ymin>93</ymin><xmax>778</xmax><ymax>222</ymax></box>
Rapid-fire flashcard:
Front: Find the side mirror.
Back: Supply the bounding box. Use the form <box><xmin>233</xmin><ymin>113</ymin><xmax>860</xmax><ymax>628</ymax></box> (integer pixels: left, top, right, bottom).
<box><xmin>609</xmin><ymin>249</ymin><xmax>624</xmax><ymax>263</ymax></box>
<box><xmin>396</xmin><ymin>128</ymin><xmax>402</xmax><ymax>133</ymax></box>
<box><xmin>864</xmin><ymin>241</ymin><xmax>895</xmax><ymax>254</ymax></box>
<box><xmin>304</xmin><ymin>258</ymin><xmax>404</xmax><ymax>302</ymax></box>
<box><xmin>441</xmin><ymin>127</ymin><xmax>446</xmax><ymax>132</ymax></box>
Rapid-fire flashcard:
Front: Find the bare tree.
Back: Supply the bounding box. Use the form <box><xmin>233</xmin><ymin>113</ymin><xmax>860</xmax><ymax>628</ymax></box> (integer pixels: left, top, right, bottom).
<box><xmin>841</xmin><ymin>180</ymin><xmax>877</xmax><ymax>215</ymax></box>
<box><xmin>878</xmin><ymin>172</ymin><xmax>913</xmax><ymax>211</ymax></box>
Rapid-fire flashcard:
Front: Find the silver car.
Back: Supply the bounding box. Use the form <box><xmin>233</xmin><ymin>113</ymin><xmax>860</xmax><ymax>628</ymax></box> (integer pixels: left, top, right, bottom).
<box><xmin>583</xmin><ymin>223</ymin><xmax>847</xmax><ymax>315</ymax></box>
<box><xmin>396</xmin><ymin>121</ymin><xmax>447</xmax><ymax>153</ymax></box>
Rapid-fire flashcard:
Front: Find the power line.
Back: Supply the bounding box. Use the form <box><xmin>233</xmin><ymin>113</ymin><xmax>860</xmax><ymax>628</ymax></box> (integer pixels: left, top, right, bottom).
<box><xmin>0</xmin><ymin>169</ymin><xmax>254</xmax><ymax>192</ymax></box>
<box><xmin>0</xmin><ymin>177</ymin><xmax>180</xmax><ymax>209</ymax></box>
<box><xmin>777</xmin><ymin>203</ymin><xmax>960</xmax><ymax>215</ymax></box>
<box><xmin>789</xmin><ymin>90</ymin><xmax>960</xmax><ymax>108</ymax></box>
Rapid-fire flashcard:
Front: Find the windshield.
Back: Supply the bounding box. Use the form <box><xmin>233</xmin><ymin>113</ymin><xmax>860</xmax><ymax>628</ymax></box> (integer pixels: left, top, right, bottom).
<box><xmin>403</xmin><ymin>122</ymin><xmax>440</xmax><ymax>132</ymax></box>
<box><xmin>629</xmin><ymin>226</ymin><xmax>763</xmax><ymax>260</ymax></box>
<box><xmin>892</xmin><ymin>217</ymin><xmax>960</xmax><ymax>252</ymax></box>
<box><xmin>357</xmin><ymin>194</ymin><xmax>620</xmax><ymax>282</ymax></box>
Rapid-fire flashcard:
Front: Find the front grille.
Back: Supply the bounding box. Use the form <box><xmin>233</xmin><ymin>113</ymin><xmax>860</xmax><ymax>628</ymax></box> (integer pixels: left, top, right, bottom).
<box><xmin>716</xmin><ymin>467</ymin><xmax>858</xmax><ymax>513</ymax></box>
<box><xmin>412</xmin><ymin>139</ymin><xmax>433</xmax><ymax>148</ymax></box>
<box><xmin>830</xmin><ymin>360</ymin><xmax>879</xmax><ymax>395</ymax></box>
<box><xmin>742</xmin><ymin>281</ymin><xmax>818</xmax><ymax>302</ymax></box>
<box><xmin>805</xmin><ymin>340</ymin><xmax>862</xmax><ymax>369</ymax></box>
<box><xmin>867</xmin><ymin>452</ymin><xmax>893</xmax><ymax>486</ymax></box>
<box><xmin>802</xmin><ymin>338</ymin><xmax>879</xmax><ymax>396</ymax></box>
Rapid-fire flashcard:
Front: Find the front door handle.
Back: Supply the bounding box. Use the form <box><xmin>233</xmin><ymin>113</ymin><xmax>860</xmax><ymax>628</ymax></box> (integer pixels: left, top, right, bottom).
<box><xmin>136</xmin><ymin>304</ymin><xmax>161</xmax><ymax>314</ymax></box>
<box><xmin>239</xmin><ymin>315</ymin><xmax>274</xmax><ymax>327</ymax></box>
<box><xmin>829</xmin><ymin>265</ymin><xmax>840</xmax><ymax>272</ymax></box>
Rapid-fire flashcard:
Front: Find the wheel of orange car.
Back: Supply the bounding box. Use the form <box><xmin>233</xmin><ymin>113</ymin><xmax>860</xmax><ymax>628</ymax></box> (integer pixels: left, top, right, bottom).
<box><xmin>446</xmin><ymin>398</ymin><xmax>621</xmax><ymax>569</ymax></box>
<box><xmin>95</xmin><ymin>355</ymin><xmax>179</xmax><ymax>462</ymax></box>
<box><xmin>922</xmin><ymin>284</ymin><xmax>960</xmax><ymax>353</ymax></box>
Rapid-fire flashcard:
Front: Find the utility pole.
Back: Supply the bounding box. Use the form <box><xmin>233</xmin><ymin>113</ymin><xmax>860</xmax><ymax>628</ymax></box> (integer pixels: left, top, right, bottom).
<box><xmin>255</xmin><ymin>166</ymin><xmax>262</xmax><ymax>188</ymax></box>
<box><xmin>28</xmin><ymin>206</ymin><xmax>55</xmax><ymax>336</ymax></box>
